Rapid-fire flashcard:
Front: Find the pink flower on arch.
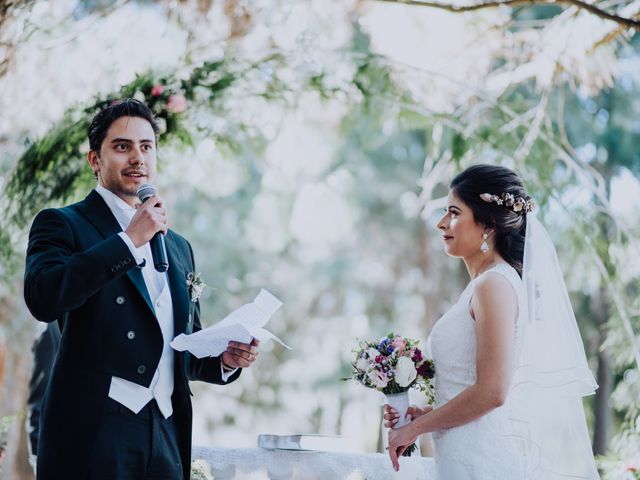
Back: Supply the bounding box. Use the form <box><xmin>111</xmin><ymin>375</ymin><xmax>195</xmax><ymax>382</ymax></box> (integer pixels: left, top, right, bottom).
<box><xmin>166</xmin><ymin>94</ymin><xmax>187</xmax><ymax>113</ymax></box>
<box><xmin>151</xmin><ymin>84</ymin><xmax>165</xmax><ymax>96</ymax></box>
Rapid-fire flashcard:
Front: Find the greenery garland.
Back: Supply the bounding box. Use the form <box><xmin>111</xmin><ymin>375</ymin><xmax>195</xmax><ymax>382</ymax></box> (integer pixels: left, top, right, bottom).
<box><xmin>6</xmin><ymin>59</ymin><xmax>236</xmax><ymax>227</ymax></box>
<box><xmin>0</xmin><ymin>47</ymin><xmax>410</xmax><ymax>270</ymax></box>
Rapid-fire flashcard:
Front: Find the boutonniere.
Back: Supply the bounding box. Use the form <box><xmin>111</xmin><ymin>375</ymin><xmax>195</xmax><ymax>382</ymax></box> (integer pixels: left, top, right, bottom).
<box><xmin>186</xmin><ymin>272</ymin><xmax>206</xmax><ymax>302</ymax></box>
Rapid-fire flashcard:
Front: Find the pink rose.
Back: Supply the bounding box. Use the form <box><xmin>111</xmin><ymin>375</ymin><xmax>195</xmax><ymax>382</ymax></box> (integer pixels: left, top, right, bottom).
<box><xmin>166</xmin><ymin>94</ymin><xmax>187</xmax><ymax>113</ymax></box>
<box><xmin>391</xmin><ymin>337</ymin><xmax>406</xmax><ymax>354</ymax></box>
<box><xmin>151</xmin><ymin>84</ymin><xmax>165</xmax><ymax>96</ymax></box>
<box><xmin>375</xmin><ymin>355</ymin><xmax>383</xmax><ymax>364</ymax></box>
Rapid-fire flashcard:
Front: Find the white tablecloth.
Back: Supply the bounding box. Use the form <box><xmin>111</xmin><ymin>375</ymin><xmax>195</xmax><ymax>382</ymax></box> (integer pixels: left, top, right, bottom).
<box><xmin>192</xmin><ymin>446</ymin><xmax>436</xmax><ymax>480</ymax></box>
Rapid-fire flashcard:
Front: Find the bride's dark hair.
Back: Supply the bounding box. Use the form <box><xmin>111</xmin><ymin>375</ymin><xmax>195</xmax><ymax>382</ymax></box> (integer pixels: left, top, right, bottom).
<box><xmin>450</xmin><ymin>164</ymin><xmax>531</xmax><ymax>277</ymax></box>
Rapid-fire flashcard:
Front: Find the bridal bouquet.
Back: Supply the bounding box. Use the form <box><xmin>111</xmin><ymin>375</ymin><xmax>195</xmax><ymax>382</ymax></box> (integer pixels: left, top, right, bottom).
<box><xmin>347</xmin><ymin>333</ymin><xmax>435</xmax><ymax>456</ymax></box>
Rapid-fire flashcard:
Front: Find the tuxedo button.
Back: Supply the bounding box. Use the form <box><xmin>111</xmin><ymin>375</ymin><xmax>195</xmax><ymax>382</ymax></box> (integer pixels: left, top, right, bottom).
<box><xmin>127</xmin><ymin>330</ymin><xmax>135</xmax><ymax>340</ymax></box>
<box><xmin>124</xmin><ymin>257</ymin><xmax>131</xmax><ymax>265</ymax></box>
<box><xmin>115</xmin><ymin>296</ymin><xmax>125</xmax><ymax>305</ymax></box>
<box><xmin>137</xmin><ymin>365</ymin><xmax>146</xmax><ymax>374</ymax></box>
<box><xmin>110</xmin><ymin>266</ymin><xmax>118</xmax><ymax>272</ymax></box>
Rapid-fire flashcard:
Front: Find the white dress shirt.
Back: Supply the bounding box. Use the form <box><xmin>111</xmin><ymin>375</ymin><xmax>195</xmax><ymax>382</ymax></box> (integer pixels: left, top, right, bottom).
<box><xmin>95</xmin><ymin>186</ymin><xmax>235</xmax><ymax>419</ymax></box>
<box><xmin>96</xmin><ymin>185</ymin><xmax>175</xmax><ymax>418</ymax></box>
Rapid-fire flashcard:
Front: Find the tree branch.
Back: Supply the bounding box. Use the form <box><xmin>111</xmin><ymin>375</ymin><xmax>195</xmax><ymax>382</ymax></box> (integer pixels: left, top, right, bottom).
<box><xmin>374</xmin><ymin>0</ymin><xmax>640</xmax><ymax>28</ymax></box>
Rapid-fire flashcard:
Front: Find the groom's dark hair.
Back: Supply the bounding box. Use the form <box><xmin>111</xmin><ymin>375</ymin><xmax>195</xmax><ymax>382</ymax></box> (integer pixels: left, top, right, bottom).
<box><xmin>450</xmin><ymin>164</ymin><xmax>531</xmax><ymax>277</ymax></box>
<box><xmin>88</xmin><ymin>99</ymin><xmax>159</xmax><ymax>155</ymax></box>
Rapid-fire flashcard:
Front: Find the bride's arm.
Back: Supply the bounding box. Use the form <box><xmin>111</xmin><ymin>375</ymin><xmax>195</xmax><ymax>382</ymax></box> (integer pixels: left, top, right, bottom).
<box><xmin>388</xmin><ymin>273</ymin><xmax>517</xmax><ymax>468</ymax></box>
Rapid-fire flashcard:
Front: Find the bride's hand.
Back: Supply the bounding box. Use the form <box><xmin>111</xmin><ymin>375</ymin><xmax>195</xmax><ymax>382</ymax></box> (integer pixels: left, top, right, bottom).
<box><xmin>388</xmin><ymin>425</ymin><xmax>418</xmax><ymax>472</ymax></box>
<box><xmin>383</xmin><ymin>404</ymin><xmax>433</xmax><ymax>428</ymax></box>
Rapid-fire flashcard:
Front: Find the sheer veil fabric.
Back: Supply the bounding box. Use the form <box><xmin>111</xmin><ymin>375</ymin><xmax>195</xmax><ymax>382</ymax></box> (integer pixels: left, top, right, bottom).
<box><xmin>508</xmin><ymin>212</ymin><xmax>600</xmax><ymax>479</ymax></box>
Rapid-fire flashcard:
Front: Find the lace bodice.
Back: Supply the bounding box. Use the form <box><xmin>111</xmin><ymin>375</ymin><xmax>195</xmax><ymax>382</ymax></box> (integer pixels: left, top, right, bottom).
<box><xmin>427</xmin><ymin>263</ymin><xmax>526</xmax><ymax>479</ymax></box>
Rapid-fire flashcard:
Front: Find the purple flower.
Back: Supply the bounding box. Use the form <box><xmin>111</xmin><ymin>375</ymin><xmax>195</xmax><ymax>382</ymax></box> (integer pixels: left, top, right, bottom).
<box><xmin>417</xmin><ymin>360</ymin><xmax>435</xmax><ymax>379</ymax></box>
<box><xmin>412</xmin><ymin>349</ymin><xmax>424</xmax><ymax>363</ymax></box>
<box><xmin>378</xmin><ymin>338</ymin><xmax>394</xmax><ymax>355</ymax></box>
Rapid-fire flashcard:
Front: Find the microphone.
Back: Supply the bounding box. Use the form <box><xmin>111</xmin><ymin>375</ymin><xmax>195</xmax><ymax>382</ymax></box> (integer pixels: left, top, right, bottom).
<box><xmin>136</xmin><ymin>183</ymin><xmax>169</xmax><ymax>272</ymax></box>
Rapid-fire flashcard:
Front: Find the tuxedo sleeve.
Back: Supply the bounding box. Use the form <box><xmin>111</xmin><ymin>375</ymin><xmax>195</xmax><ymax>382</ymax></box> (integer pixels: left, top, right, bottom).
<box><xmin>184</xmin><ymin>240</ymin><xmax>241</xmax><ymax>385</ymax></box>
<box><xmin>24</xmin><ymin>208</ymin><xmax>137</xmax><ymax>321</ymax></box>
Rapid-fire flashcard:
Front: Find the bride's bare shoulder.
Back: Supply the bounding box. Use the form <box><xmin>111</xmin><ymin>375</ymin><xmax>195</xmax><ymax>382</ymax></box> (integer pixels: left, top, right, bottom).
<box><xmin>470</xmin><ymin>270</ymin><xmax>518</xmax><ymax>321</ymax></box>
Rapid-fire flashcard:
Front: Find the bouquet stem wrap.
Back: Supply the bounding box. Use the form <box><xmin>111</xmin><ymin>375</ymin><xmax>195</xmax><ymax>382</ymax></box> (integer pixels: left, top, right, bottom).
<box><xmin>385</xmin><ymin>391</ymin><xmax>417</xmax><ymax>456</ymax></box>
<box><xmin>385</xmin><ymin>392</ymin><xmax>410</xmax><ymax>429</ymax></box>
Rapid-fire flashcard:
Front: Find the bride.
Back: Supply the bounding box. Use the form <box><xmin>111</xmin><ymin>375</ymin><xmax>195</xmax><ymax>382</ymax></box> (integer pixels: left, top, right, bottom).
<box><xmin>384</xmin><ymin>165</ymin><xmax>600</xmax><ymax>479</ymax></box>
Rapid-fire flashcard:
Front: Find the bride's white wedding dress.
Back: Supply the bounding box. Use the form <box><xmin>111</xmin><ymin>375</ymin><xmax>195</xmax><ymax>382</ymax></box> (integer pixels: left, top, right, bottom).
<box><xmin>423</xmin><ymin>214</ymin><xmax>599</xmax><ymax>480</ymax></box>
<box><xmin>429</xmin><ymin>263</ymin><xmax>526</xmax><ymax>479</ymax></box>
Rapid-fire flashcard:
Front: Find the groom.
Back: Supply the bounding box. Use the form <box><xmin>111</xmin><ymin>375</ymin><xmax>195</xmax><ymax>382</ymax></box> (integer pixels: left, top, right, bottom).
<box><xmin>24</xmin><ymin>99</ymin><xmax>259</xmax><ymax>479</ymax></box>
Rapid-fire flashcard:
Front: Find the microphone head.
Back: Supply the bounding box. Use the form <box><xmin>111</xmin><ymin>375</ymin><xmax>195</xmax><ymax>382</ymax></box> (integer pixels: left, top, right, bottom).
<box><xmin>136</xmin><ymin>183</ymin><xmax>157</xmax><ymax>203</ymax></box>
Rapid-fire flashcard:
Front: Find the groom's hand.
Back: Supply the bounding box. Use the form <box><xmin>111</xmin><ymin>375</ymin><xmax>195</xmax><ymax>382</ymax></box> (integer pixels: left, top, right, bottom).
<box><xmin>221</xmin><ymin>338</ymin><xmax>260</xmax><ymax>369</ymax></box>
<box><xmin>125</xmin><ymin>195</ymin><xmax>168</xmax><ymax>247</ymax></box>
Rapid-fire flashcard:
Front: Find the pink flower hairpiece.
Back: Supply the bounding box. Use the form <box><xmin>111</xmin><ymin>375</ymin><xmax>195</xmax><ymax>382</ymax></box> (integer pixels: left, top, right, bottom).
<box><xmin>479</xmin><ymin>192</ymin><xmax>535</xmax><ymax>214</ymax></box>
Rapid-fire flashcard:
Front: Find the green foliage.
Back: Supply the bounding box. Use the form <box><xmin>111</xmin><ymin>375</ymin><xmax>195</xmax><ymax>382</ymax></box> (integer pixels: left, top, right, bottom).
<box><xmin>7</xmin><ymin>116</ymin><xmax>91</xmax><ymax>227</ymax></box>
<box><xmin>563</xmin><ymin>80</ymin><xmax>640</xmax><ymax>177</ymax></box>
<box><xmin>598</xmin><ymin>417</ymin><xmax>640</xmax><ymax>479</ymax></box>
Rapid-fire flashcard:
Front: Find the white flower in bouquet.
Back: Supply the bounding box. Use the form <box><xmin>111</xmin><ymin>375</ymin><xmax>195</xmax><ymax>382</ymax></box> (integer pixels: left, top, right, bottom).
<box><xmin>395</xmin><ymin>356</ymin><xmax>417</xmax><ymax>388</ymax></box>
<box><xmin>366</xmin><ymin>347</ymin><xmax>380</xmax><ymax>359</ymax></box>
<box><xmin>367</xmin><ymin>369</ymin><xmax>389</xmax><ymax>389</ymax></box>
<box><xmin>355</xmin><ymin>356</ymin><xmax>369</xmax><ymax>372</ymax></box>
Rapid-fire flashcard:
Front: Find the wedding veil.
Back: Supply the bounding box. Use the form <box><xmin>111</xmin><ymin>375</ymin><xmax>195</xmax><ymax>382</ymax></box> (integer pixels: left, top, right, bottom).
<box><xmin>508</xmin><ymin>212</ymin><xmax>600</xmax><ymax>479</ymax></box>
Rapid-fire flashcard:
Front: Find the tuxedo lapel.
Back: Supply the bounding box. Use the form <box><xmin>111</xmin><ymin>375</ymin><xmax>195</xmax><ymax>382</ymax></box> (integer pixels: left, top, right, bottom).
<box><xmin>164</xmin><ymin>235</ymin><xmax>190</xmax><ymax>336</ymax></box>
<box><xmin>77</xmin><ymin>190</ymin><xmax>155</xmax><ymax>316</ymax></box>
<box><xmin>76</xmin><ymin>190</ymin><xmax>122</xmax><ymax>239</ymax></box>
<box><xmin>126</xmin><ymin>268</ymin><xmax>155</xmax><ymax>316</ymax></box>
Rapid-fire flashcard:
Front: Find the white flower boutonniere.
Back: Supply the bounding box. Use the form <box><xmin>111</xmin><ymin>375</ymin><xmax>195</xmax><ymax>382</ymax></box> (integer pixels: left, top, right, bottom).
<box><xmin>186</xmin><ymin>272</ymin><xmax>206</xmax><ymax>303</ymax></box>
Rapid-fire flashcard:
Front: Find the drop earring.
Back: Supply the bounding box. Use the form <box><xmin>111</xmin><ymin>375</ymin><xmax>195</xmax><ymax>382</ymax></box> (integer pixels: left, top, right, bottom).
<box><xmin>480</xmin><ymin>233</ymin><xmax>489</xmax><ymax>253</ymax></box>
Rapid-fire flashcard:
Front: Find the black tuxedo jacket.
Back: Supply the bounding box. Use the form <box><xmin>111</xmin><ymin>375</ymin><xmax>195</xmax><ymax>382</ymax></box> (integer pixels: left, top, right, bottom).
<box><xmin>24</xmin><ymin>190</ymin><xmax>240</xmax><ymax>480</ymax></box>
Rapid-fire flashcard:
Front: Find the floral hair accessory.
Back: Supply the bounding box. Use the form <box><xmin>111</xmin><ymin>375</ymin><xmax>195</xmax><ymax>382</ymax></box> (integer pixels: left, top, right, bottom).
<box><xmin>479</xmin><ymin>192</ymin><xmax>535</xmax><ymax>214</ymax></box>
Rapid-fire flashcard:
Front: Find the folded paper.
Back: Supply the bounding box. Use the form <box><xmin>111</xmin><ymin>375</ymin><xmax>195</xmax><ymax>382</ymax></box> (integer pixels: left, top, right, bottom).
<box><xmin>170</xmin><ymin>289</ymin><xmax>289</xmax><ymax>358</ymax></box>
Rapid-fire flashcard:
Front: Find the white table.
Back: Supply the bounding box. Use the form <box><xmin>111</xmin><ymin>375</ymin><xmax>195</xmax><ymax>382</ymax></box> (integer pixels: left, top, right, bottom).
<box><xmin>192</xmin><ymin>446</ymin><xmax>436</xmax><ymax>480</ymax></box>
